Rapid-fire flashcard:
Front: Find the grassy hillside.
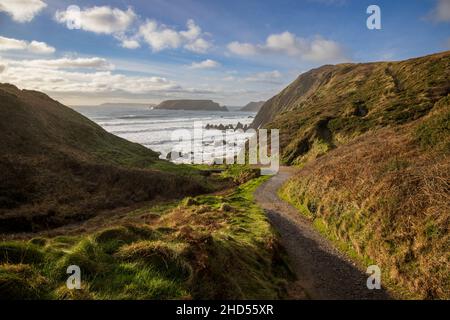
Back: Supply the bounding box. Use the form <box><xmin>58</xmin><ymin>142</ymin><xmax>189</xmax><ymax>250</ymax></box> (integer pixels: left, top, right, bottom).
<box><xmin>254</xmin><ymin>52</ymin><xmax>450</xmax><ymax>299</ymax></box>
<box><xmin>0</xmin><ymin>176</ymin><xmax>291</xmax><ymax>300</ymax></box>
<box><xmin>0</xmin><ymin>84</ymin><xmax>211</xmax><ymax>233</ymax></box>
<box><xmin>0</xmin><ymin>84</ymin><xmax>290</xmax><ymax>300</ymax></box>
<box><xmin>253</xmin><ymin>51</ymin><xmax>450</xmax><ymax>165</ymax></box>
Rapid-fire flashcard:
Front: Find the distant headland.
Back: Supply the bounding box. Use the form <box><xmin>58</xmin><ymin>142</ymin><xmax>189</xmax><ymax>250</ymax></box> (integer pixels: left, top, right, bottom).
<box><xmin>154</xmin><ymin>99</ymin><xmax>228</xmax><ymax>111</ymax></box>
<box><xmin>240</xmin><ymin>101</ymin><xmax>265</xmax><ymax>112</ymax></box>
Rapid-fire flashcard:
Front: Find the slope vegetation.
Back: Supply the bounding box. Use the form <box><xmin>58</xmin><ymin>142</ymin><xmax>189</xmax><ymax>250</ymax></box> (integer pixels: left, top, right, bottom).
<box><xmin>0</xmin><ymin>176</ymin><xmax>291</xmax><ymax>300</ymax></box>
<box><xmin>0</xmin><ymin>84</ymin><xmax>209</xmax><ymax>233</ymax></box>
<box><xmin>254</xmin><ymin>51</ymin><xmax>449</xmax><ymax>164</ymax></box>
<box><xmin>252</xmin><ymin>52</ymin><xmax>449</xmax><ymax>299</ymax></box>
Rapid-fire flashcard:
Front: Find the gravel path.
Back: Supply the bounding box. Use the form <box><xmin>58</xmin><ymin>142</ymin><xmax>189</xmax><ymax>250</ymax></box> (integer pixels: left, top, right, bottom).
<box><xmin>255</xmin><ymin>166</ymin><xmax>391</xmax><ymax>300</ymax></box>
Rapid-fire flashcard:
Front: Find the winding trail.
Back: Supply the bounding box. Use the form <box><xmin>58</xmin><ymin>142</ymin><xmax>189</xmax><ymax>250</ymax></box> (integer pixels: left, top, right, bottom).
<box><xmin>255</xmin><ymin>166</ymin><xmax>391</xmax><ymax>300</ymax></box>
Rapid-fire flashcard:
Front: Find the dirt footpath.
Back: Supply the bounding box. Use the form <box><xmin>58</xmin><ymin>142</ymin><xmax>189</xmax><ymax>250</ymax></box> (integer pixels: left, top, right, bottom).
<box><xmin>255</xmin><ymin>166</ymin><xmax>391</xmax><ymax>300</ymax></box>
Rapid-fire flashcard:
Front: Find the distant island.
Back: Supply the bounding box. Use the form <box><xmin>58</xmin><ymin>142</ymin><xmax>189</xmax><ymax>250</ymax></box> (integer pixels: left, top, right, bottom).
<box><xmin>154</xmin><ymin>99</ymin><xmax>228</xmax><ymax>111</ymax></box>
<box><xmin>99</xmin><ymin>102</ymin><xmax>156</xmax><ymax>108</ymax></box>
<box><xmin>240</xmin><ymin>101</ymin><xmax>265</xmax><ymax>112</ymax></box>
<box><xmin>74</xmin><ymin>102</ymin><xmax>156</xmax><ymax>108</ymax></box>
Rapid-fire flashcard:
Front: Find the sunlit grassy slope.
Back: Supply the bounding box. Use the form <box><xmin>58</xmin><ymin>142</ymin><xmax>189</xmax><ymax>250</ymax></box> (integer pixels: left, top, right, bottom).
<box><xmin>253</xmin><ymin>51</ymin><xmax>450</xmax><ymax>165</ymax></box>
<box><xmin>260</xmin><ymin>52</ymin><xmax>450</xmax><ymax>299</ymax></box>
<box><xmin>0</xmin><ymin>175</ymin><xmax>292</xmax><ymax>300</ymax></box>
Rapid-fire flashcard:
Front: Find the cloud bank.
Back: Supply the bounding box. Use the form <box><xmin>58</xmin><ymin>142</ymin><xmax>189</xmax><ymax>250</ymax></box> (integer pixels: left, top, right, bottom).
<box><xmin>0</xmin><ymin>56</ymin><xmax>178</xmax><ymax>95</ymax></box>
<box><xmin>54</xmin><ymin>6</ymin><xmax>212</xmax><ymax>53</ymax></box>
<box><xmin>0</xmin><ymin>0</ymin><xmax>46</xmax><ymax>22</ymax></box>
<box><xmin>139</xmin><ymin>19</ymin><xmax>212</xmax><ymax>53</ymax></box>
<box><xmin>55</xmin><ymin>6</ymin><xmax>136</xmax><ymax>34</ymax></box>
<box><xmin>228</xmin><ymin>31</ymin><xmax>346</xmax><ymax>62</ymax></box>
<box><xmin>428</xmin><ymin>0</ymin><xmax>450</xmax><ymax>23</ymax></box>
<box><xmin>0</xmin><ymin>36</ymin><xmax>55</xmax><ymax>54</ymax></box>
<box><xmin>189</xmin><ymin>59</ymin><xmax>220</xmax><ymax>69</ymax></box>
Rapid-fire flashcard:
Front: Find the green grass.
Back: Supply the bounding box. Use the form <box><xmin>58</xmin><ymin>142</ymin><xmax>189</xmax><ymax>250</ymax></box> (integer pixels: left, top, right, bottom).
<box><xmin>150</xmin><ymin>160</ymin><xmax>203</xmax><ymax>175</ymax></box>
<box><xmin>0</xmin><ymin>264</ymin><xmax>50</xmax><ymax>299</ymax></box>
<box><xmin>219</xmin><ymin>165</ymin><xmax>260</xmax><ymax>184</ymax></box>
<box><xmin>277</xmin><ymin>186</ymin><xmax>394</xmax><ymax>290</ymax></box>
<box><xmin>0</xmin><ymin>84</ymin><xmax>222</xmax><ymax>234</ymax></box>
<box><xmin>0</xmin><ymin>175</ymin><xmax>291</xmax><ymax>300</ymax></box>
<box><xmin>0</xmin><ymin>242</ymin><xmax>44</xmax><ymax>264</ymax></box>
<box><xmin>277</xmin><ymin>135</ymin><xmax>450</xmax><ymax>300</ymax></box>
<box><xmin>259</xmin><ymin>52</ymin><xmax>450</xmax><ymax>165</ymax></box>
<box><xmin>279</xmin><ymin>188</ymin><xmax>358</xmax><ymax>259</ymax></box>
<box><xmin>414</xmin><ymin>100</ymin><xmax>450</xmax><ymax>152</ymax></box>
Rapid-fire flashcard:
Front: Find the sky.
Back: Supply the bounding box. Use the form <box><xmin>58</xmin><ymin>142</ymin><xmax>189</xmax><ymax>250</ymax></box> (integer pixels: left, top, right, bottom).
<box><xmin>0</xmin><ymin>0</ymin><xmax>449</xmax><ymax>106</ymax></box>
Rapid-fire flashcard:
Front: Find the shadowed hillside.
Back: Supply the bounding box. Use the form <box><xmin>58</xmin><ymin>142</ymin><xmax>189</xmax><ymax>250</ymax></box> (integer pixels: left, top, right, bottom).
<box><xmin>0</xmin><ymin>84</ymin><xmax>210</xmax><ymax>233</ymax></box>
<box><xmin>0</xmin><ymin>174</ymin><xmax>292</xmax><ymax>300</ymax></box>
<box><xmin>0</xmin><ymin>84</ymin><xmax>290</xmax><ymax>299</ymax></box>
<box><xmin>251</xmin><ymin>52</ymin><xmax>449</xmax><ymax>299</ymax></box>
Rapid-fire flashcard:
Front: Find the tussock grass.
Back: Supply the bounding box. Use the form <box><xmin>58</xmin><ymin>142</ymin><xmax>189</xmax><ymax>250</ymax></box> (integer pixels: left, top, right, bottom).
<box><xmin>415</xmin><ymin>96</ymin><xmax>450</xmax><ymax>153</ymax></box>
<box><xmin>280</xmin><ymin>117</ymin><xmax>449</xmax><ymax>299</ymax></box>
<box><xmin>257</xmin><ymin>51</ymin><xmax>450</xmax><ymax>165</ymax></box>
<box><xmin>0</xmin><ymin>84</ymin><xmax>218</xmax><ymax>234</ymax></box>
<box><xmin>0</xmin><ymin>264</ymin><xmax>49</xmax><ymax>300</ymax></box>
<box><xmin>0</xmin><ymin>242</ymin><xmax>44</xmax><ymax>264</ymax></box>
<box><xmin>0</xmin><ymin>176</ymin><xmax>291</xmax><ymax>300</ymax></box>
<box><xmin>255</xmin><ymin>52</ymin><xmax>450</xmax><ymax>299</ymax></box>
<box><xmin>220</xmin><ymin>165</ymin><xmax>260</xmax><ymax>184</ymax></box>
<box><xmin>116</xmin><ymin>241</ymin><xmax>192</xmax><ymax>279</ymax></box>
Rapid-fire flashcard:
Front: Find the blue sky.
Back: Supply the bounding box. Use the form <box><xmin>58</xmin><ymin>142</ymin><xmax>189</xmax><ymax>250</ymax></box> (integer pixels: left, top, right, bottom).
<box><xmin>0</xmin><ymin>0</ymin><xmax>449</xmax><ymax>105</ymax></box>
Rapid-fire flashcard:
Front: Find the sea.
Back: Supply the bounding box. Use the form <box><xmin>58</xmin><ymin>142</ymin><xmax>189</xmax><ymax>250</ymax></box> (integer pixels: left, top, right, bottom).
<box><xmin>73</xmin><ymin>105</ymin><xmax>257</xmax><ymax>164</ymax></box>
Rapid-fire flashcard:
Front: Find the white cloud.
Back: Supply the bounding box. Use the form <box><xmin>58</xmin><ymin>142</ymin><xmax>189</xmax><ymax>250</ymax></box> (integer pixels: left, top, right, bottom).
<box><xmin>0</xmin><ymin>56</ymin><xmax>178</xmax><ymax>95</ymax></box>
<box><xmin>120</xmin><ymin>38</ymin><xmax>140</xmax><ymax>49</ymax></box>
<box><xmin>227</xmin><ymin>41</ymin><xmax>257</xmax><ymax>56</ymax></box>
<box><xmin>428</xmin><ymin>0</ymin><xmax>450</xmax><ymax>22</ymax></box>
<box><xmin>139</xmin><ymin>20</ymin><xmax>181</xmax><ymax>51</ymax></box>
<box><xmin>245</xmin><ymin>70</ymin><xmax>282</xmax><ymax>83</ymax></box>
<box><xmin>180</xmin><ymin>19</ymin><xmax>201</xmax><ymax>41</ymax></box>
<box><xmin>55</xmin><ymin>6</ymin><xmax>136</xmax><ymax>34</ymax></box>
<box><xmin>139</xmin><ymin>19</ymin><xmax>212</xmax><ymax>53</ymax></box>
<box><xmin>189</xmin><ymin>59</ymin><xmax>220</xmax><ymax>69</ymax></box>
<box><xmin>0</xmin><ymin>36</ymin><xmax>27</xmax><ymax>51</ymax></box>
<box><xmin>20</xmin><ymin>57</ymin><xmax>113</xmax><ymax>70</ymax></box>
<box><xmin>228</xmin><ymin>32</ymin><xmax>346</xmax><ymax>62</ymax></box>
<box><xmin>265</xmin><ymin>32</ymin><xmax>302</xmax><ymax>55</ymax></box>
<box><xmin>54</xmin><ymin>7</ymin><xmax>213</xmax><ymax>53</ymax></box>
<box><xmin>0</xmin><ymin>0</ymin><xmax>46</xmax><ymax>23</ymax></box>
<box><xmin>185</xmin><ymin>38</ymin><xmax>212</xmax><ymax>54</ymax></box>
<box><xmin>0</xmin><ymin>63</ymin><xmax>6</xmax><ymax>73</ymax></box>
<box><xmin>0</xmin><ymin>36</ymin><xmax>55</xmax><ymax>54</ymax></box>
<box><xmin>302</xmin><ymin>38</ymin><xmax>346</xmax><ymax>62</ymax></box>
<box><xmin>27</xmin><ymin>40</ymin><xmax>56</xmax><ymax>54</ymax></box>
